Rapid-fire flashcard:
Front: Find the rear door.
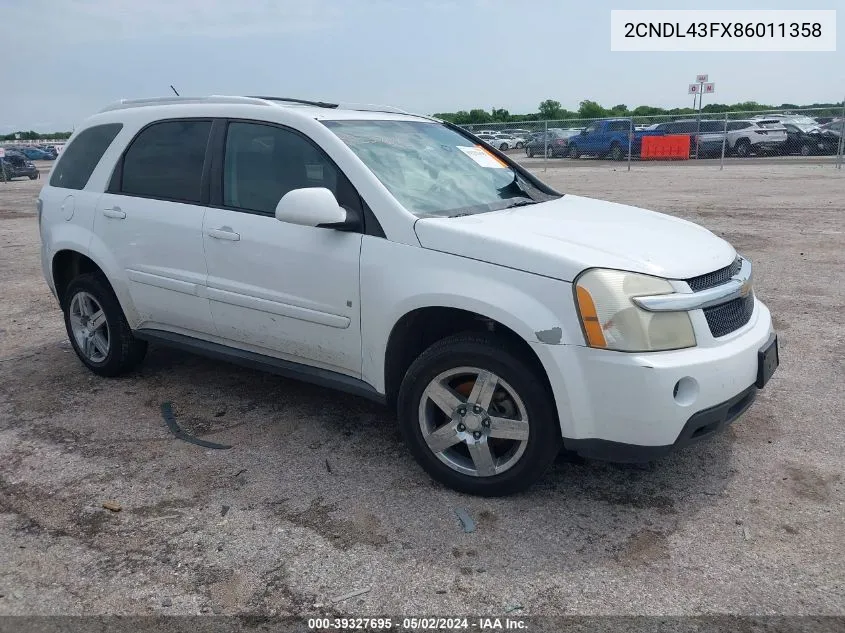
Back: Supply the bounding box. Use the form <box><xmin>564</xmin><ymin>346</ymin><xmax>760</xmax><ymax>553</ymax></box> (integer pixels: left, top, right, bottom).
<box><xmin>94</xmin><ymin>119</ymin><xmax>216</xmax><ymax>335</ymax></box>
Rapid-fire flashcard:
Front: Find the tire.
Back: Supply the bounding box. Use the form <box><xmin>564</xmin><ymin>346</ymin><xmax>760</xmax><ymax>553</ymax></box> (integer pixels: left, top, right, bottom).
<box><xmin>609</xmin><ymin>142</ymin><xmax>624</xmax><ymax>161</ymax></box>
<box><xmin>515</xmin><ymin>142</ymin><xmax>523</xmax><ymax>149</ymax></box>
<box><xmin>800</xmin><ymin>143</ymin><xmax>811</xmax><ymax>157</ymax></box>
<box><xmin>526</xmin><ymin>147</ymin><xmax>534</xmax><ymax>158</ymax></box>
<box><xmin>734</xmin><ymin>139</ymin><xmax>751</xmax><ymax>157</ymax></box>
<box><xmin>499</xmin><ymin>143</ymin><xmax>508</xmax><ymax>151</ymax></box>
<box><xmin>29</xmin><ymin>174</ymin><xmax>38</xmax><ymax>180</ymax></box>
<box><xmin>63</xmin><ymin>272</ymin><xmax>147</xmax><ymax>377</ymax></box>
<box><xmin>568</xmin><ymin>144</ymin><xmax>580</xmax><ymax>159</ymax></box>
<box><xmin>397</xmin><ymin>332</ymin><xmax>561</xmax><ymax>496</ymax></box>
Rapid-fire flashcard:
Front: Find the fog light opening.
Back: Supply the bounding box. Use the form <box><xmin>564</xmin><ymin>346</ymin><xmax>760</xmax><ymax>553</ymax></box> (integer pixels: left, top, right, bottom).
<box><xmin>673</xmin><ymin>377</ymin><xmax>699</xmax><ymax>407</ymax></box>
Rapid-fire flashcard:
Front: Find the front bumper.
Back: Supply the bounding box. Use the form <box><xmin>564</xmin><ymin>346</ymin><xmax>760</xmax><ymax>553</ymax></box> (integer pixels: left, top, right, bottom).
<box><xmin>533</xmin><ymin>298</ymin><xmax>775</xmax><ymax>461</ymax></box>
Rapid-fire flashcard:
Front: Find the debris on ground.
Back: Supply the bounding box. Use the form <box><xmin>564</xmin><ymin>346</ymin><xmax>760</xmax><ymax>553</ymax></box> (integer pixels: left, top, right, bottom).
<box><xmin>160</xmin><ymin>402</ymin><xmax>232</xmax><ymax>450</ymax></box>
<box><xmin>161</xmin><ymin>597</ymin><xmax>172</xmax><ymax>607</ymax></box>
<box><xmin>505</xmin><ymin>604</ymin><xmax>523</xmax><ymax>613</ymax></box>
<box><xmin>221</xmin><ymin>505</ymin><xmax>230</xmax><ymax>517</ymax></box>
<box><xmin>101</xmin><ymin>501</ymin><xmax>122</xmax><ymax>512</ymax></box>
<box><xmin>454</xmin><ymin>508</ymin><xmax>476</xmax><ymax>533</ymax></box>
<box><xmin>325</xmin><ymin>458</ymin><xmax>333</xmax><ymax>473</ymax></box>
<box><xmin>331</xmin><ymin>586</ymin><xmax>371</xmax><ymax>603</ymax></box>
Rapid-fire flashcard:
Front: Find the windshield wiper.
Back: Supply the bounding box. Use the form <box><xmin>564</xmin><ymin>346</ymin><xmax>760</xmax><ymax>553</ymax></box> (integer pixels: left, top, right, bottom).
<box><xmin>503</xmin><ymin>199</ymin><xmax>537</xmax><ymax>209</ymax></box>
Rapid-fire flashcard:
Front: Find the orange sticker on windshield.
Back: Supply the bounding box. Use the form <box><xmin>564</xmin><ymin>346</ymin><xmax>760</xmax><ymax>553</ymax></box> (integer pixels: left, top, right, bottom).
<box><xmin>457</xmin><ymin>145</ymin><xmax>509</xmax><ymax>168</ymax></box>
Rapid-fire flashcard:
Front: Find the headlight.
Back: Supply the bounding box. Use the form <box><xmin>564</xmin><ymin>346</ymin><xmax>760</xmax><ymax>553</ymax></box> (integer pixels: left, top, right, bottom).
<box><xmin>574</xmin><ymin>268</ymin><xmax>696</xmax><ymax>352</ymax></box>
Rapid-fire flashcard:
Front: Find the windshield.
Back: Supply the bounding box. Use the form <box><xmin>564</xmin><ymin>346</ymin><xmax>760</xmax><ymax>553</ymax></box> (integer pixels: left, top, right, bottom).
<box><xmin>323</xmin><ymin>120</ymin><xmax>559</xmax><ymax>217</ymax></box>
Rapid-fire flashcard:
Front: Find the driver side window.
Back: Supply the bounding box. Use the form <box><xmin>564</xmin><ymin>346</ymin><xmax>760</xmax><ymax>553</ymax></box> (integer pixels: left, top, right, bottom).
<box><xmin>222</xmin><ymin>122</ymin><xmax>343</xmax><ymax>215</ymax></box>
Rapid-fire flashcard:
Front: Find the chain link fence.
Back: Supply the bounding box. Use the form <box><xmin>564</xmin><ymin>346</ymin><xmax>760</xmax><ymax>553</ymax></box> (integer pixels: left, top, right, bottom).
<box><xmin>458</xmin><ymin>106</ymin><xmax>845</xmax><ymax>172</ymax></box>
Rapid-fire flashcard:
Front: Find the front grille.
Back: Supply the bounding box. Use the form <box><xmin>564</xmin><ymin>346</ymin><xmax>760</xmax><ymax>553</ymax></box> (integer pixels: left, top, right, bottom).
<box><xmin>686</xmin><ymin>257</ymin><xmax>742</xmax><ymax>292</ymax></box>
<box><xmin>703</xmin><ymin>292</ymin><xmax>755</xmax><ymax>338</ymax></box>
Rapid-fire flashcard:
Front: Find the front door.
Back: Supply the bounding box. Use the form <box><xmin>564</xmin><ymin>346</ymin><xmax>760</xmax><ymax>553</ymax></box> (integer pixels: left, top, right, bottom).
<box><xmin>202</xmin><ymin>120</ymin><xmax>363</xmax><ymax>376</ymax></box>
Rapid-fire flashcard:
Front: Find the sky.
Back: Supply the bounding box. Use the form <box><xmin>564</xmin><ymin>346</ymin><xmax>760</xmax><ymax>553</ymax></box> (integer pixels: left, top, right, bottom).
<box><xmin>0</xmin><ymin>0</ymin><xmax>841</xmax><ymax>133</ymax></box>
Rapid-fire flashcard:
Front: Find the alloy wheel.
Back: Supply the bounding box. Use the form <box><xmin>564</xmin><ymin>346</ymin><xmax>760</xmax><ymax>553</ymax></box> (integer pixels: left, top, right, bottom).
<box><xmin>418</xmin><ymin>367</ymin><xmax>529</xmax><ymax>477</ymax></box>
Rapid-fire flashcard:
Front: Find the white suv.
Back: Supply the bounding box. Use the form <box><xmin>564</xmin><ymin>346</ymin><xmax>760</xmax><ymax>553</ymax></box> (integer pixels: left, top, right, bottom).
<box><xmin>39</xmin><ymin>95</ymin><xmax>779</xmax><ymax>496</ymax></box>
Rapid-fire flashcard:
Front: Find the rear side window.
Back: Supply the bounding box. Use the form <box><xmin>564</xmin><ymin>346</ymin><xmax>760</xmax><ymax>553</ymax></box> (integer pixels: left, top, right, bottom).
<box><xmin>119</xmin><ymin>120</ymin><xmax>211</xmax><ymax>203</ymax></box>
<box><xmin>49</xmin><ymin>123</ymin><xmax>122</xmax><ymax>190</ymax></box>
<box><xmin>608</xmin><ymin>121</ymin><xmax>629</xmax><ymax>132</ymax></box>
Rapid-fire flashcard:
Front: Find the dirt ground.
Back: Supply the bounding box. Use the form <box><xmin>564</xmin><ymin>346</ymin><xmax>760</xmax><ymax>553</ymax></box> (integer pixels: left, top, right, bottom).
<box><xmin>0</xmin><ymin>161</ymin><xmax>843</xmax><ymax>617</ymax></box>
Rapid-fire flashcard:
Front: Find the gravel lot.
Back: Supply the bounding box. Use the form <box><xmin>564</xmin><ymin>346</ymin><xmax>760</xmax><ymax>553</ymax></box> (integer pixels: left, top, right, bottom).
<box><xmin>0</xmin><ymin>161</ymin><xmax>843</xmax><ymax>617</ymax></box>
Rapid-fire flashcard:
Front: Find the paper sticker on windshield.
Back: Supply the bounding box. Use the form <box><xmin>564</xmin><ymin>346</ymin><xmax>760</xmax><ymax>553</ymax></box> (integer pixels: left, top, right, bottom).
<box><xmin>457</xmin><ymin>145</ymin><xmax>509</xmax><ymax>168</ymax></box>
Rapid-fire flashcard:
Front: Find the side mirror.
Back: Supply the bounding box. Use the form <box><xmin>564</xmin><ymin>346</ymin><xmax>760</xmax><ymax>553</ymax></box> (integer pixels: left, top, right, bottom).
<box><xmin>274</xmin><ymin>187</ymin><xmax>353</xmax><ymax>230</ymax></box>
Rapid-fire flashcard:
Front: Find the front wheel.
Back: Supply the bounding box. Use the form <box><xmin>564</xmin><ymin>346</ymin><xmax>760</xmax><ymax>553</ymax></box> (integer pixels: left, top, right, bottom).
<box><xmin>499</xmin><ymin>143</ymin><xmax>509</xmax><ymax>151</ymax></box>
<box><xmin>397</xmin><ymin>333</ymin><xmax>561</xmax><ymax>496</ymax></box>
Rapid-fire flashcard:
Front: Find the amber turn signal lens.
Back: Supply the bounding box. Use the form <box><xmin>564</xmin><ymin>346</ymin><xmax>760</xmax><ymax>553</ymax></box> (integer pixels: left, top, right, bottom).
<box><xmin>576</xmin><ymin>286</ymin><xmax>607</xmax><ymax>348</ymax></box>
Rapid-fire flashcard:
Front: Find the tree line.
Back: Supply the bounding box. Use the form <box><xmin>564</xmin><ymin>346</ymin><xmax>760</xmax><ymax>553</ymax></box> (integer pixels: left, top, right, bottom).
<box><xmin>432</xmin><ymin>99</ymin><xmax>845</xmax><ymax>124</ymax></box>
<box><xmin>4</xmin><ymin>98</ymin><xmax>843</xmax><ymax>137</ymax></box>
<box><xmin>2</xmin><ymin>130</ymin><xmax>72</xmax><ymax>142</ymax></box>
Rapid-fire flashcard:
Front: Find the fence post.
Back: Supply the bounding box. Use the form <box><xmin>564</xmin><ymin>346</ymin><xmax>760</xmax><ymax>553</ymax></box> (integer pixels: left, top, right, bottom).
<box><xmin>837</xmin><ymin>96</ymin><xmax>845</xmax><ymax>170</ymax></box>
<box><xmin>720</xmin><ymin>111</ymin><xmax>728</xmax><ymax>171</ymax></box>
<box><xmin>543</xmin><ymin>120</ymin><xmax>548</xmax><ymax>172</ymax></box>
<box><xmin>627</xmin><ymin>117</ymin><xmax>633</xmax><ymax>172</ymax></box>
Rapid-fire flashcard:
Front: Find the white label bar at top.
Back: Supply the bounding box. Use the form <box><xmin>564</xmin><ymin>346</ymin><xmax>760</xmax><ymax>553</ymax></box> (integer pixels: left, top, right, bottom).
<box><xmin>611</xmin><ymin>10</ymin><xmax>836</xmax><ymax>52</ymax></box>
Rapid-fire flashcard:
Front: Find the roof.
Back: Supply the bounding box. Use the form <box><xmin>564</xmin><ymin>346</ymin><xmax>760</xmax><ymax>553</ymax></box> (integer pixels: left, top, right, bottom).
<box><xmin>97</xmin><ymin>95</ymin><xmax>436</xmax><ymax>123</ymax></box>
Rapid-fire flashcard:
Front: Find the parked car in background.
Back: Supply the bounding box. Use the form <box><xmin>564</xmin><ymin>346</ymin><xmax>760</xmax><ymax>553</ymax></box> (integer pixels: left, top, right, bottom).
<box><xmin>18</xmin><ymin>146</ymin><xmax>54</xmax><ymax>161</ymax></box>
<box><xmin>0</xmin><ymin>150</ymin><xmax>39</xmax><ymax>180</ymax></box>
<box><xmin>778</xmin><ymin>122</ymin><xmax>840</xmax><ymax>155</ymax></box>
<box><xmin>476</xmin><ymin>132</ymin><xmax>518</xmax><ymax>151</ymax></box>
<box><xmin>724</xmin><ymin>120</ymin><xmax>787</xmax><ymax>157</ymax></box>
<box><xmin>653</xmin><ymin>120</ymin><xmax>728</xmax><ymax>157</ymax></box>
<box><xmin>566</xmin><ymin>119</ymin><xmax>664</xmax><ymax>160</ymax></box>
<box><xmin>36</xmin><ymin>144</ymin><xmax>59</xmax><ymax>159</ymax></box>
<box><xmin>818</xmin><ymin>119</ymin><xmax>845</xmax><ymax>141</ymax></box>
<box><xmin>502</xmin><ymin>129</ymin><xmax>531</xmax><ymax>149</ymax></box>
<box><xmin>524</xmin><ymin>128</ymin><xmax>578</xmax><ymax>158</ymax></box>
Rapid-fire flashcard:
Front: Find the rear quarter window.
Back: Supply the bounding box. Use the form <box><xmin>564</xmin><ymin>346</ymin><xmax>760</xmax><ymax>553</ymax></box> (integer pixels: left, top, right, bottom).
<box><xmin>49</xmin><ymin>123</ymin><xmax>123</xmax><ymax>190</ymax></box>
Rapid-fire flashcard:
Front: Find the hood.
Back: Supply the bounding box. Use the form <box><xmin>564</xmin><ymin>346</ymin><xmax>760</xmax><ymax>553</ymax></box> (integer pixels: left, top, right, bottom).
<box><xmin>413</xmin><ymin>194</ymin><xmax>736</xmax><ymax>282</ymax></box>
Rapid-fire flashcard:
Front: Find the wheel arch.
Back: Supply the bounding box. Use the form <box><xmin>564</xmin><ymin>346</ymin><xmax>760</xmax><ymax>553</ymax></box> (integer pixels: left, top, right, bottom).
<box><xmin>50</xmin><ymin>246</ymin><xmax>139</xmax><ymax>327</ymax></box>
<box><xmin>381</xmin><ymin>305</ymin><xmax>556</xmax><ymax>413</ymax></box>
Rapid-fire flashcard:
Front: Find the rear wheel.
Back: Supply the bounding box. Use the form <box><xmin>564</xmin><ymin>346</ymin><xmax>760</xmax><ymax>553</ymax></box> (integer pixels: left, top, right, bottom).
<box><xmin>609</xmin><ymin>142</ymin><xmax>624</xmax><ymax>161</ymax></box>
<box><xmin>515</xmin><ymin>142</ymin><xmax>524</xmax><ymax>149</ymax></box>
<box><xmin>568</xmin><ymin>144</ymin><xmax>580</xmax><ymax>159</ymax></box>
<box><xmin>499</xmin><ymin>143</ymin><xmax>509</xmax><ymax>151</ymax></box>
<box><xmin>63</xmin><ymin>273</ymin><xmax>147</xmax><ymax>377</ymax></box>
<box><xmin>734</xmin><ymin>139</ymin><xmax>751</xmax><ymax>157</ymax></box>
<box><xmin>397</xmin><ymin>333</ymin><xmax>561</xmax><ymax>496</ymax></box>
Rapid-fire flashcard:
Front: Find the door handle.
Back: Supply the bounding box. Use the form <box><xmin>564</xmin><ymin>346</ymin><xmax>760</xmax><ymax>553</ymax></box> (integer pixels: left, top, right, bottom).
<box><xmin>102</xmin><ymin>207</ymin><xmax>126</xmax><ymax>219</ymax></box>
<box><xmin>207</xmin><ymin>227</ymin><xmax>240</xmax><ymax>241</ymax></box>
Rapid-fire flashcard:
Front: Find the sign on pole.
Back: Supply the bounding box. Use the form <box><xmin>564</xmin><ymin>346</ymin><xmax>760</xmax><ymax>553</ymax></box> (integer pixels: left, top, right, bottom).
<box><xmin>688</xmin><ymin>83</ymin><xmax>700</xmax><ymax>94</ymax></box>
<box><xmin>696</xmin><ymin>74</ymin><xmax>709</xmax><ymax>83</ymax></box>
<box><xmin>703</xmin><ymin>83</ymin><xmax>716</xmax><ymax>93</ymax></box>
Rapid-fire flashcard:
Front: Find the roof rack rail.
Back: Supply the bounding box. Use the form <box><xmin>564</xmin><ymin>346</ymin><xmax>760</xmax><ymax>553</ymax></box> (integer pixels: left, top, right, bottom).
<box><xmin>246</xmin><ymin>96</ymin><xmax>339</xmax><ymax>109</ymax></box>
<box><xmin>99</xmin><ymin>95</ymin><xmax>271</xmax><ymax>113</ymax></box>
